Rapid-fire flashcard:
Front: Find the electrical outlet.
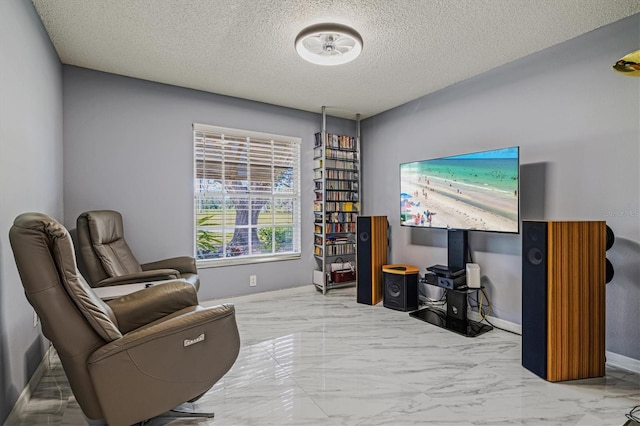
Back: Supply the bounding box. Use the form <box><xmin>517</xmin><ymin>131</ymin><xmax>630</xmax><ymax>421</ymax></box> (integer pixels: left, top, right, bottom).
<box><xmin>249</xmin><ymin>275</ymin><xmax>257</xmax><ymax>287</ymax></box>
<box><xmin>33</xmin><ymin>311</ymin><xmax>39</xmax><ymax>327</ymax></box>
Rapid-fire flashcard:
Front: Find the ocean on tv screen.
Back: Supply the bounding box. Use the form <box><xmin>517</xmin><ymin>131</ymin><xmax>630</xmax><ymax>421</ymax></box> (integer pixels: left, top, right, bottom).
<box><xmin>400</xmin><ymin>147</ymin><xmax>519</xmax><ymax>233</ymax></box>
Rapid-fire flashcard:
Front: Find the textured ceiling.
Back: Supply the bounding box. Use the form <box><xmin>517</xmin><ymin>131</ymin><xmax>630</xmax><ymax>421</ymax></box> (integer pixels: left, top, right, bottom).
<box><xmin>33</xmin><ymin>0</ymin><xmax>640</xmax><ymax>119</ymax></box>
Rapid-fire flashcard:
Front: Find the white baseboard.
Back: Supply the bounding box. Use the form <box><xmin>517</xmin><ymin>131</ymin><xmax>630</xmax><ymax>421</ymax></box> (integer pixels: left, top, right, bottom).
<box><xmin>467</xmin><ymin>310</ymin><xmax>522</xmax><ymax>335</ymax></box>
<box><xmin>4</xmin><ymin>345</ymin><xmax>53</xmax><ymax>425</ymax></box>
<box><xmin>466</xmin><ymin>311</ymin><xmax>639</xmax><ymax>374</ymax></box>
<box><xmin>606</xmin><ymin>351</ymin><xmax>640</xmax><ymax>374</ymax></box>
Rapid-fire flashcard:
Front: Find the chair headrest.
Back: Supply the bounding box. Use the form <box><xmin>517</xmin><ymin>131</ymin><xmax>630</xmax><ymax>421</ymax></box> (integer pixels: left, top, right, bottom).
<box><xmin>10</xmin><ymin>213</ymin><xmax>122</xmax><ymax>342</ymax></box>
<box><xmin>81</xmin><ymin>210</ymin><xmax>125</xmax><ymax>245</ymax></box>
<box><xmin>78</xmin><ymin>210</ymin><xmax>141</xmax><ymax>277</ymax></box>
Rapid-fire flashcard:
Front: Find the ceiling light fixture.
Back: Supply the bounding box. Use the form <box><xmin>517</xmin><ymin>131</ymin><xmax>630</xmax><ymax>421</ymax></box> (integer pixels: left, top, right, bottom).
<box><xmin>295</xmin><ymin>23</ymin><xmax>363</xmax><ymax>66</ymax></box>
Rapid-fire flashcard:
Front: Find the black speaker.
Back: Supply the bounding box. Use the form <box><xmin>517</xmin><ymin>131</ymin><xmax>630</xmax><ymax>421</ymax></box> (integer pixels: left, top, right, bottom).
<box><xmin>356</xmin><ymin>216</ymin><xmax>388</xmax><ymax>305</ymax></box>
<box><xmin>383</xmin><ymin>273</ymin><xmax>418</xmax><ymax>312</ymax></box>
<box><xmin>605</xmin><ymin>225</ymin><xmax>615</xmax><ymax>283</ymax></box>
<box><xmin>522</xmin><ymin>221</ymin><xmax>548</xmax><ymax>379</ymax></box>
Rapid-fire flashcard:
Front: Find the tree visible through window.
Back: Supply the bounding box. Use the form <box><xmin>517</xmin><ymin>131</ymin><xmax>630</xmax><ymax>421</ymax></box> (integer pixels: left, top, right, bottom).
<box><xmin>193</xmin><ymin>124</ymin><xmax>301</xmax><ymax>264</ymax></box>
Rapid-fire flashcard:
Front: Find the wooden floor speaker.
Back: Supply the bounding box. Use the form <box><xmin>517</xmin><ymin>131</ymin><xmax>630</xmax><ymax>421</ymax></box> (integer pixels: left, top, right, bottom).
<box><xmin>356</xmin><ymin>216</ymin><xmax>388</xmax><ymax>305</ymax></box>
<box><xmin>522</xmin><ymin>221</ymin><xmax>606</xmax><ymax>382</ymax></box>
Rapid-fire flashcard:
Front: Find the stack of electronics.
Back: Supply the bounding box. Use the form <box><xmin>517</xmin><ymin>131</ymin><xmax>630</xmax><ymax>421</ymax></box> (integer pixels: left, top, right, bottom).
<box><xmin>426</xmin><ymin>264</ymin><xmax>466</xmax><ymax>290</ymax></box>
<box><xmin>411</xmin><ymin>263</ymin><xmax>492</xmax><ymax>338</ymax></box>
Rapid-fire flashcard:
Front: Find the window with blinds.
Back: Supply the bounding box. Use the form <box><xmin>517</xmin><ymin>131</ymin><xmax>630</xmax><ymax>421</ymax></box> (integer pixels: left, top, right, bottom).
<box><xmin>193</xmin><ymin>123</ymin><xmax>301</xmax><ymax>265</ymax></box>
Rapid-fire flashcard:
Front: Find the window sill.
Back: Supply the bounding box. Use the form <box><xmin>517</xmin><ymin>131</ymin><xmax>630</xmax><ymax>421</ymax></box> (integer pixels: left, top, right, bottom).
<box><xmin>196</xmin><ymin>253</ymin><xmax>301</xmax><ymax>268</ymax></box>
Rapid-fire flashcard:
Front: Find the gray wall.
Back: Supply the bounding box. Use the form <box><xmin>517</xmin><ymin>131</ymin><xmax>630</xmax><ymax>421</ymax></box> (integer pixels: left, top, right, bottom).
<box><xmin>361</xmin><ymin>15</ymin><xmax>640</xmax><ymax>360</ymax></box>
<box><xmin>0</xmin><ymin>0</ymin><xmax>63</xmax><ymax>422</ymax></box>
<box><xmin>63</xmin><ymin>66</ymin><xmax>353</xmax><ymax>301</ymax></box>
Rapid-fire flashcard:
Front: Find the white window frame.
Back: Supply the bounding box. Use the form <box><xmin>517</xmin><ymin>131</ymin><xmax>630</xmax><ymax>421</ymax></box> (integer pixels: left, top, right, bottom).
<box><xmin>193</xmin><ymin>123</ymin><xmax>301</xmax><ymax>267</ymax></box>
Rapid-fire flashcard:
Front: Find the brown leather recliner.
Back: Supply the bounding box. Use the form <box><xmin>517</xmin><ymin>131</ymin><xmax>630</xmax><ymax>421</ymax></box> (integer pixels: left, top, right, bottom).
<box><xmin>9</xmin><ymin>212</ymin><xmax>240</xmax><ymax>425</ymax></box>
<box><xmin>76</xmin><ymin>210</ymin><xmax>200</xmax><ymax>290</ymax></box>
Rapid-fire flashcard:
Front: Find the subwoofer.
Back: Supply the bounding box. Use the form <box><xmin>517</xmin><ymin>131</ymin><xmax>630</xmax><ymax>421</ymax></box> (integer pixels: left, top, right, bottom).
<box><xmin>357</xmin><ymin>216</ymin><xmax>388</xmax><ymax>305</ymax></box>
<box><xmin>382</xmin><ymin>265</ymin><xmax>419</xmax><ymax>312</ymax></box>
<box><xmin>522</xmin><ymin>220</ymin><xmax>606</xmax><ymax>382</ymax></box>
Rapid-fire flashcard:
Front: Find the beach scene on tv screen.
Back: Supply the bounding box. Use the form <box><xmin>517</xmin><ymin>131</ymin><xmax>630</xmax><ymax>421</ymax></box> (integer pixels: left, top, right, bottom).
<box><xmin>400</xmin><ymin>147</ymin><xmax>519</xmax><ymax>233</ymax></box>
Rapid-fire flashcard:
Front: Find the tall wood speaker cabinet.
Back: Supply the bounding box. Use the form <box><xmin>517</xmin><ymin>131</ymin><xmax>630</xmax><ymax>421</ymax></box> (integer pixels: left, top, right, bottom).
<box><xmin>522</xmin><ymin>220</ymin><xmax>606</xmax><ymax>382</ymax></box>
<box><xmin>356</xmin><ymin>216</ymin><xmax>388</xmax><ymax>305</ymax></box>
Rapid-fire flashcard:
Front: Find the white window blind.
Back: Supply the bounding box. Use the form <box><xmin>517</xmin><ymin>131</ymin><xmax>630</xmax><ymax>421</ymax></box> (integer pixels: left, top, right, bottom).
<box><xmin>194</xmin><ymin>123</ymin><xmax>301</xmax><ymax>266</ymax></box>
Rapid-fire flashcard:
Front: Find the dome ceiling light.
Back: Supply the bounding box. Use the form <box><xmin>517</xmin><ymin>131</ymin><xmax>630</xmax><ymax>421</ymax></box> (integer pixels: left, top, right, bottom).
<box><xmin>295</xmin><ymin>23</ymin><xmax>363</xmax><ymax>66</ymax></box>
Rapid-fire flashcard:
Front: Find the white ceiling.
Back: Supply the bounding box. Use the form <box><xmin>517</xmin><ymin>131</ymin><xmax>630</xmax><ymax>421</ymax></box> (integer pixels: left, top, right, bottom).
<box><xmin>33</xmin><ymin>0</ymin><xmax>640</xmax><ymax>119</ymax></box>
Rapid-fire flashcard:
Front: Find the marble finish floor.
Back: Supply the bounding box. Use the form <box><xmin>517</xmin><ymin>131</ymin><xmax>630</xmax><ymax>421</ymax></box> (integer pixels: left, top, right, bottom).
<box><xmin>8</xmin><ymin>285</ymin><xmax>640</xmax><ymax>425</ymax></box>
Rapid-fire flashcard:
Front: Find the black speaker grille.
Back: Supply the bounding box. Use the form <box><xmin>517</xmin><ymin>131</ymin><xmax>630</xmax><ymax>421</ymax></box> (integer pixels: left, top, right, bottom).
<box><xmin>522</xmin><ymin>221</ymin><xmax>548</xmax><ymax>379</ymax></box>
<box><xmin>357</xmin><ymin>217</ymin><xmax>373</xmax><ymax>304</ymax></box>
<box><xmin>387</xmin><ymin>283</ymin><xmax>401</xmax><ymax>297</ymax></box>
<box><xmin>383</xmin><ymin>273</ymin><xmax>418</xmax><ymax>312</ymax></box>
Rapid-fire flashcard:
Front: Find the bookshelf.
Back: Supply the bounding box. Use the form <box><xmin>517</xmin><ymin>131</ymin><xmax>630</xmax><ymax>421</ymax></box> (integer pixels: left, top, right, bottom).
<box><xmin>313</xmin><ymin>107</ymin><xmax>361</xmax><ymax>294</ymax></box>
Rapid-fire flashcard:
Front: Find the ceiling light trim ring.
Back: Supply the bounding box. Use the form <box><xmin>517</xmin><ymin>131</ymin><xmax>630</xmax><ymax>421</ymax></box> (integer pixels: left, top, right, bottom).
<box><xmin>295</xmin><ymin>23</ymin><xmax>363</xmax><ymax>66</ymax></box>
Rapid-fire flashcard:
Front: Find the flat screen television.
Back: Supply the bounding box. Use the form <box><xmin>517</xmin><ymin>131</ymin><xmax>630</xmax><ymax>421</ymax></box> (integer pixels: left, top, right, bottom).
<box><xmin>400</xmin><ymin>146</ymin><xmax>520</xmax><ymax>234</ymax></box>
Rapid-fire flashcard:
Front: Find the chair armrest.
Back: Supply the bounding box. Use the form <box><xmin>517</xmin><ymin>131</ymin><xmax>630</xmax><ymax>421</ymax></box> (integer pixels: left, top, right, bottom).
<box><xmin>106</xmin><ymin>280</ymin><xmax>198</xmax><ymax>333</ymax></box>
<box><xmin>89</xmin><ymin>304</ymin><xmax>237</xmax><ymax>362</ymax></box>
<box><xmin>87</xmin><ymin>304</ymin><xmax>239</xmax><ymax>426</ymax></box>
<box><xmin>141</xmin><ymin>256</ymin><xmax>197</xmax><ymax>275</ymax></box>
<box><xmin>95</xmin><ymin>269</ymin><xmax>180</xmax><ymax>287</ymax></box>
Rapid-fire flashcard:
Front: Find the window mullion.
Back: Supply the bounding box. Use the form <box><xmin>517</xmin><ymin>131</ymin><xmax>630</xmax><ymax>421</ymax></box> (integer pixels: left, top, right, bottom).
<box><xmin>271</xmin><ymin>139</ymin><xmax>276</xmax><ymax>253</ymax></box>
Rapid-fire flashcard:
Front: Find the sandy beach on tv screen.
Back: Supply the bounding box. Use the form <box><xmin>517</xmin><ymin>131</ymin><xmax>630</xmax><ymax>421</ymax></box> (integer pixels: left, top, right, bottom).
<box><xmin>401</xmin><ymin>176</ymin><xmax>518</xmax><ymax>232</ymax></box>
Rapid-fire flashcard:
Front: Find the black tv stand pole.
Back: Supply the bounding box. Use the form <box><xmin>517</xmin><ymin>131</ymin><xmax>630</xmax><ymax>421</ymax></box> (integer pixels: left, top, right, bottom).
<box><xmin>447</xmin><ymin>229</ymin><xmax>468</xmax><ymax>272</ymax></box>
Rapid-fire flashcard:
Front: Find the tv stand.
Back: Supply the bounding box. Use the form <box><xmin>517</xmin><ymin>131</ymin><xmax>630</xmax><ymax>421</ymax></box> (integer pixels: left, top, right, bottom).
<box><xmin>410</xmin><ymin>229</ymin><xmax>492</xmax><ymax>337</ymax></box>
<box><xmin>410</xmin><ymin>303</ymin><xmax>492</xmax><ymax>337</ymax></box>
<box><xmin>410</xmin><ymin>272</ymin><xmax>492</xmax><ymax>337</ymax></box>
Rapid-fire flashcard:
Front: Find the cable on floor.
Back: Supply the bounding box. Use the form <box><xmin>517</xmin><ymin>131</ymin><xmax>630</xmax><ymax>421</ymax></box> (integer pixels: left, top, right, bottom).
<box><xmin>627</xmin><ymin>405</ymin><xmax>640</xmax><ymax>423</ymax></box>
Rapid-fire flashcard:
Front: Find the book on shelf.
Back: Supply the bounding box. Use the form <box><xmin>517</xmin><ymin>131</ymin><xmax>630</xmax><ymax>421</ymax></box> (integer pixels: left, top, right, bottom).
<box><xmin>325</xmin><ymin>201</ymin><xmax>359</xmax><ymax>212</ymax></box>
<box><xmin>324</xmin><ymin>222</ymin><xmax>356</xmax><ymax>233</ymax></box>
<box><xmin>315</xmin><ymin>132</ymin><xmax>357</xmax><ymax>150</ymax></box>
<box><xmin>327</xmin><ymin>212</ymin><xmax>357</xmax><ymax>223</ymax></box>
<box><xmin>326</xmin><ymin>149</ymin><xmax>357</xmax><ymax>160</ymax></box>
<box><xmin>325</xmin><ymin>244</ymin><xmax>355</xmax><ymax>256</ymax></box>
<box><xmin>326</xmin><ymin>169</ymin><xmax>357</xmax><ymax>180</ymax></box>
<box><xmin>325</xmin><ymin>191</ymin><xmax>358</xmax><ymax>201</ymax></box>
<box><xmin>326</xmin><ymin>180</ymin><xmax>357</xmax><ymax>190</ymax></box>
<box><xmin>325</xmin><ymin>235</ymin><xmax>351</xmax><ymax>245</ymax></box>
<box><xmin>324</xmin><ymin>159</ymin><xmax>357</xmax><ymax>170</ymax></box>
